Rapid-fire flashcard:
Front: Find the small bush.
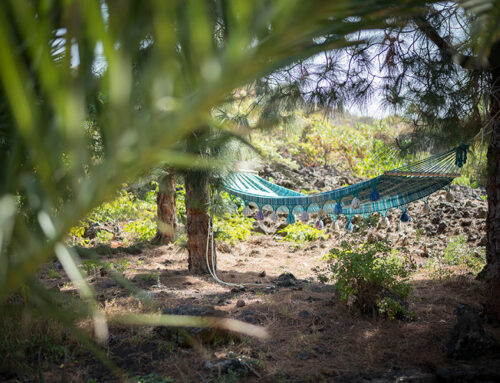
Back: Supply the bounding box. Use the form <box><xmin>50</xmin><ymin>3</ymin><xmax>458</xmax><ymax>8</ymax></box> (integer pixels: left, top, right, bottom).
<box><xmin>214</xmin><ymin>214</ymin><xmax>254</xmax><ymax>244</ymax></box>
<box><xmin>69</xmin><ymin>187</ymin><xmax>157</xmax><ymax>245</ymax></box>
<box><xmin>321</xmin><ymin>241</ymin><xmax>414</xmax><ymax>319</ymax></box>
<box><xmin>278</xmin><ymin>222</ymin><xmax>327</xmax><ymax>244</ymax></box>
<box><xmin>427</xmin><ymin>235</ymin><xmax>485</xmax><ymax>278</ymax></box>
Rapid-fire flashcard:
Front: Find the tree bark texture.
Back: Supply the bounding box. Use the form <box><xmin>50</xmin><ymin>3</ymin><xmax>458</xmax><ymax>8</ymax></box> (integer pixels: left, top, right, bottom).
<box><xmin>185</xmin><ymin>170</ymin><xmax>216</xmax><ymax>274</ymax></box>
<box><xmin>154</xmin><ymin>170</ymin><xmax>176</xmax><ymax>244</ymax></box>
<box><xmin>485</xmin><ymin>42</ymin><xmax>500</xmax><ymax>320</ymax></box>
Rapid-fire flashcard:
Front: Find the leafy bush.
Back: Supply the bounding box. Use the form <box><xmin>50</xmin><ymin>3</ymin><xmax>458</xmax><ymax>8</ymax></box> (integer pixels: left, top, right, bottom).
<box><xmin>427</xmin><ymin>235</ymin><xmax>485</xmax><ymax>278</ymax></box>
<box><xmin>69</xmin><ymin>188</ymin><xmax>157</xmax><ymax>245</ymax></box>
<box><xmin>123</xmin><ymin>219</ymin><xmax>156</xmax><ymax>242</ymax></box>
<box><xmin>278</xmin><ymin>222</ymin><xmax>327</xmax><ymax>243</ymax></box>
<box><xmin>353</xmin><ymin>139</ymin><xmax>407</xmax><ymax>178</ymax></box>
<box><xmin>214</xmin><ymin>214</ymin><xmax>254</xmax><ymax>244</ymax></box>
<box><xmin>267</xmin><ymin>115</ymin><xmax>412</xmax><ymax>178</ymax></box>
<box><xmin>321</xmin><ymin>241</ymin><xmax>414</xmax><ymax>319</ymax></box>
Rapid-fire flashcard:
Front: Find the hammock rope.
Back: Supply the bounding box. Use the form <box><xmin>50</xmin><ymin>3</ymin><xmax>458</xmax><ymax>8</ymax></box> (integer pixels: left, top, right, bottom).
<box><xmin>222</xmin><ymin>143</ymin><xmax>469</xmax><ymax>225</ymax></box>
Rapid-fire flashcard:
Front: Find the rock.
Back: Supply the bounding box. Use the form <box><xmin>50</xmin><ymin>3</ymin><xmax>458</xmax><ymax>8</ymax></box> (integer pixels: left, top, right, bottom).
<box><xmin>249</xmin><ymin>249</ymin><xmax>261</xmax><ymax>257</ymax></box>
<box><xmin>437</xmin><ymin>222</ymin><xmax>447</xmax><ymax>234</ymax></box>
<box><xmin>252</xmin><ymin>222</ymin><xmax>269</xmax><ymax>235</ymax></box>
<box><xmin>367</xmin><ymin>230</ymin><xmax>378</xmax><ymax>244</ymax></box>
<box><xmin>422</xmin><ymin>245</ymin><xmax>429</xmax><ymax>258</ymax></box>
<box><xmin>310</xmin><ymin>284</ymin><xmax>336</xmax><ymax>293</ymax></box>
<box><xmin>298</xmin><ymin>310</ymin><xmax>311</xmax><ymax>319</ymax></box>
<box><xmin>258</xmin><ymin>270</ymin><xmax>266</xmax><ymax>277</ymax></box>
<box><xmin>217</xmin><ymin>242</ymin><xmax>232</xmax><ymax>253</ymax></box>
<box><xmin>436</xmin><ymin>363</ymin><xmax>500</xmax><ymax>382</ymax></box>
<box><xmin>236</xmin><ymin>299</ymin><xmax>245</xmax><ymax>308</ymax></box>
<box><xmin>460</xmin><ymin>219</ymin><xmax>472</xmax><ymax>227</ymax></box>
<box><xmin>238</xmin><ymin>310</ymin><xmax>260</xmax><ymax>324</ymax></box>
<box><xmin>298</xmin><ymin>350</ymin><xmax>311</xmax><ymax>360</ymax></box>
<box><xmin>274</xmin><ymin>272</ymin><xmax>298</xmax><ymax>287</ymax></box>
<box><xmin>231</xmin><ymin>286</ymin><xmax>246</xmax><ymax>293</ymax></box>
<box><xmin>395</xmin><ymin>373</ymin><xmax>436</xmax><ymax>383</ymax></box>
<box><xmin>156</xmin><ymin>305</ymin><xmax>229</xmax><ymax>346</ymax></box>
<box><xmin>203</xmin><ymin>358</ymin><xmax>252</xmax><ymax>375</ymax></box>
<box><xmin>314</xmin><ymin>179</ymin><xmax>326</xmax><ymax>188</ymax></box>
<box><xmin>476</xmin><ymin>208</ymin><xmax>487</xmax><ymax>219</ymax></box>
<box><xmin>274</xmin><ymin>222</ymin><xmax>288</xmax><ymax>237</ymax></box>
<box><xmin>478</xmin><ymin>236</ymin><xmax>487</xmax><ymax>246</ymax></box>
<box><xmin>446</xmin><ymin>304</ymin><xmax>499</xmax><ymax>360</ymax></box>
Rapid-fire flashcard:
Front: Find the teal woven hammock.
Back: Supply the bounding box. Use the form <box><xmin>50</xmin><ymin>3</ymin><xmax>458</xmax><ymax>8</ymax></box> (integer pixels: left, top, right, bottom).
<box><xmin>223</xmin><ymin>143</ymin><xmax>469</xmax><ymax>227</ymax></box>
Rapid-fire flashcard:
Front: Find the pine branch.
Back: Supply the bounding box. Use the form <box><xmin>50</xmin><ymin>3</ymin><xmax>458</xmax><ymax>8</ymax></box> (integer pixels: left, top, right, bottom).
<box><xmin>414</xmin><ymin>16</ymin><xmax>489</xmax><ymax>70</ymax></box>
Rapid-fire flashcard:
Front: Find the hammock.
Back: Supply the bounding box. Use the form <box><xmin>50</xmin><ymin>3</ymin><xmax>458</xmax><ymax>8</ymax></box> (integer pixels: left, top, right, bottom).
<box><xmin>223</xmin><ymin>143</ymin><xmax>469</xmax><ymax>228</ymax></box>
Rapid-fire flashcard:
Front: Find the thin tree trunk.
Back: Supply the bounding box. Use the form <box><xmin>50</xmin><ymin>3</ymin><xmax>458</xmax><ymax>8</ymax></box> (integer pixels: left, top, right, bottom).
<box><xmin>484</xmin><ymin>42</ymin><xmax>500</xmax><ymax>320</ymax></box>
<box><xmin>185</xmin><ymin>170</ymin><xmax>216</xmax><ymax>274</ymax></box>
<box><xmin>153</xmin><ymin>170</ymin><xmax>177</xmax><ymax>243</ymax></box>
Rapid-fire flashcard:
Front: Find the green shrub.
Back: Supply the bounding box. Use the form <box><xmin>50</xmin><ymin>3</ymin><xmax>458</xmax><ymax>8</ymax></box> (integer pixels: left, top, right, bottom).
<box><xmin>278</xmin><ymin>222</ymin><xmax>327</xmax><ymax>244</ymax></box>
<box><xmin>123</xmin><ymin>219</ymin><xmax>156</xmax><ymax>242</ymax></box>
<box><xmin>115</xmin><ymin>258</ymin><xmax>131</xmax><ymax>273</ymax></box>
<box><xmin>69</xmin><ymin>188</ymin><xmax>157</xmax><ymax>245</ymax></box>
<box><xmin>321</xmin><ymin>241</ymin><xmax>414</xmax><ymax>318</ymax></box>
<box><xmin>81</xmin><ymin>260</ymin><xmax>114</xmax><ymax>277</ymax></box>
<box><xmin>377</xmin><ymin>296</ymin><xmax>414</xmax><ymax>321</ymax></box>
<box><xmin>214</xmin><ymin>214</ymin><xmax>254</xmax><ymax>244</ymax></box>
<box><xmin>427</xmin><ymin>235</ymin><xmax>485</xmax><ymax>278</ymax></box>
<box><xmin>96</xmin><ymin>230</ymin><xmax>114</xmax><ymax>243</ymax></box>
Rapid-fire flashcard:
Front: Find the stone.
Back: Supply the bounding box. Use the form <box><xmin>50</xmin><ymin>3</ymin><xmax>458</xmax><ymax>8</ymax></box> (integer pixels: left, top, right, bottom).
<box><xmin>298</xmin><ymin>350</ymin><xmax>311</xmax><ymax>360</ymax></box>
<box><xmin>258</xmin><ymin>270</ymin><xmax>266</xmax><ymax>277</ymax></box>
<box><xmin>476</xmin><ymin>208</ymin><xmax>487</xmax><ymax>219</ymax></box>
<box><xmin>422</xmin><ymin>245</ymin><xmax>429</xmax><ymax>258</ymax></box>
<box><xmin>478</xmin><ymin>235</ymin><xmax>487</xmax><ymax>246</ymax></box>
<box><xmin>203</xmin><ymin>358</ymin><xmax>252</xmax><ymax>375</ymax></box>
<box><xmin>314</xmin><ymin>179</ymin><xmax>326</xmax><ymax>188</ymax></box>
<box><xmin>274</xmin><ymin>272</ymin><xmax>298</xmax><ymax>287</ymax></box>
<box><xmin>275</xmin><ymin>222</ymin><xmax>288</xmax><ymax>234</ymax></box>
<box><xmin>252</xmin><ymin>222</ymin><xmax>269</xmax><ymax>235</ymax></box>
<box><xmin>446</xmin><ymin>304</ymin><xmax>499</xmax><ymax>360</ymax></box>
<box><xmin>236</xmin><ymin>299</ymin><xmax>245</xmax><ymax>308</ymax></box>
<box><xmin>437</xmin><ymin>222</ymin><xmax>447</xmax><ymax>234</ymax></box>
<box><xmin>249</xmin><ymin>249</ymin><xmax>261</xmax><ymax>257</ymax></box>
<box><xmin>395</xmin><ymin>373</ymin><xmax>436</xmax><ymax>383</ymax></box>
<box><xmin>238</xmin><ymin>309</ymin><xmax>260</xmax><ymax>324</ymax></box>
<box><xmin>298</xmin><ymin>310</ymin><xmax>311</xmax><ymax>319</ymax></box>
<box><xmin>460</xmin><ymin>219</ymin><xmax>472</xmax><ymax>227</ymax></box>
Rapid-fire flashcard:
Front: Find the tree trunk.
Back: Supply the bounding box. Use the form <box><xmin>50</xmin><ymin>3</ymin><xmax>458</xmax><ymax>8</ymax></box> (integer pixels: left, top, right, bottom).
<box><xmin>153</xmin><ymin>170</ymin><xmax>176</xmax><ymax>244</ymax></box>
<box><xmin>484</xmin><ymin>41</ymin><xmax>500</xmax><ymax>321</ymax></box>
<box><xmin>185</xmin><ymin>170</ymin><xmax>216</xmax><ymax>274</ymax></box>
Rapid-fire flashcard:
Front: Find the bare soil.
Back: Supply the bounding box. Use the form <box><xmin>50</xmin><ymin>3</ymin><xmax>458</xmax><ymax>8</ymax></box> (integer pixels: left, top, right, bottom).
<box><xmin>5</xmin><ymin>185</ymin><xmax>500</xmax><ymax>382</ymax></box>
<box><xmin>33</xmin><ymin>233</ymin><xmax>498</xmax><ymax>382</ymax></box>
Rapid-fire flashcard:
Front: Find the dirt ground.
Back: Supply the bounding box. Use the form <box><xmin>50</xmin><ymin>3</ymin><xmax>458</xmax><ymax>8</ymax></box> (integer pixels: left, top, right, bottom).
<box><xmin>29</xmin><ymin>223</ymin><xmax>499</xmax><ymax>383</ymax></box>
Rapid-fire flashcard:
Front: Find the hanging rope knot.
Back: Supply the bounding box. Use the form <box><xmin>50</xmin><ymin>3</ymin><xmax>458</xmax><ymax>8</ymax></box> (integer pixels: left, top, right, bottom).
<box><xmin>455</xmin><ymin>143</ymin><xmax>469</xmax><ymax>168</ymax></box>
<box><xmin>400</xmin><ymin>210</ymin><xmax>410</xmax><ymax>223</ymax></box>
<box><xmin>344</xmin><ymin>219</ymin><xmax>353</xmax><ymax>232</ymax></box>
<box><xmin>300</xmin><ymin>210</ymin><xmax>309</xmax><ymax>222</ymax></box>
<box><xmin>334</xmin><ymin>201</ymin><xmax>343</xmax><ymax>215</ymax></box>
<box><xmin>315</xmin><ymin>219</ymin><xmax>324</xmax><ymax>230</ymax></box>
<box><xmin>370</xmin><ymin>188</ymin><xmax>380</xmax><ymax>201</ymax></box>
<box><xmin>256</xmin><ymin>210</ymin><xmax>264</xmax><ymax>220</ymax></box>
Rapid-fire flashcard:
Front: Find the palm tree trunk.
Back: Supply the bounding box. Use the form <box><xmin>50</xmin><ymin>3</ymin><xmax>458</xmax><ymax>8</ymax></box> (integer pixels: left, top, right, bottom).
<box><xmin>185</xmin><ymin>170</ymin><xmax>216</xmax><ymax>274</ymax></box>
<box><xmin>153</xmin><ymin>170</ymin><xmax>176</xmax><ymax>243</ymax></box>
<box><xmin>484</xmin><ymin>42</ymin><xmax>500</xmax><ymax>320</ymax></box>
